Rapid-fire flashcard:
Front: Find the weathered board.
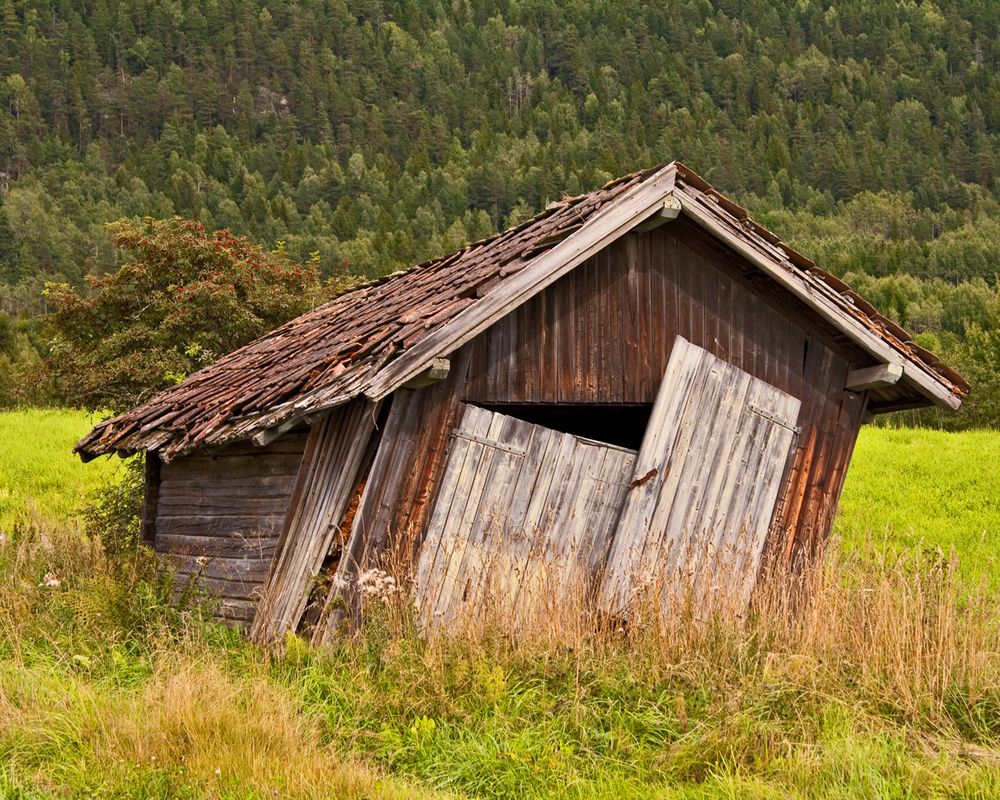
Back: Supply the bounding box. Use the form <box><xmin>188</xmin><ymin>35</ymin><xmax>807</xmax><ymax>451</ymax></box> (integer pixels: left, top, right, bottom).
<box><xmin>414</xmin><ymin>404</ymin><xmax>636</xmax><ymax>627</ymax></box>
<box><xmin>465</xmin><ymin>223</ymin><xmax>864</xmax><ymax>571</ymax></box>
<box><xmin>250</xmin><ymin>399</ymin><xmax>379</xmax><ymax>643</ymax></box>
<box><xmin>602</xmin><ymin>337</ymin><xmax>801</xmax><ymax>615</ymax></box>
<box><xmin>154</xmin><ymin>432</ymin><xmax>308</xmax><ymax>624</ymax></box>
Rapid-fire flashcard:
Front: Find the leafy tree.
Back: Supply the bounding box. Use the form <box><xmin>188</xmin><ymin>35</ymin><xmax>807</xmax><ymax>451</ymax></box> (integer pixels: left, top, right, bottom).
<box><xmin>0</xmin><ymin>0</ymin><xmax>996</xmax><ymax>426</ymax></box>
<box><xmin>45</xmin><ymin>218</ymin><xmax>321</xmax><ymax>413</ymax></box>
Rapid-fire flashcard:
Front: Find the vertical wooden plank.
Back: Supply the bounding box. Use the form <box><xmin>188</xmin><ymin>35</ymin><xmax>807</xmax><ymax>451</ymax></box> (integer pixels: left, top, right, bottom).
<box><xmin>633</xmin><ymin>232</ymin><xmax>662</xmax><ymax>398</ymax></box>
<box><xmin>426</xmin><ymin>409</ymin><xmax>507</xmax><ymax>622</ymax></box>
<box><xmin>622</xmin><ymin>234</ymin><xmax>640</xmax><ymax>403</ymax></box>
<box><xmin>595</xmin><ymin>249</ymin><xmax>610</xmax><ymax>403</ymax></box>
<box><xmin>557</xmin><ymin>268</ymin><xmax>575</xmax><ymax>403</ymax></box>
<box><xmin>472</xmin><ymin>422</ymin><xmax>558</xmax><ymax>605</ymax></box>
<box><xmin>609</xmin><ymin>241</ymin><xmax>625</xmax><ymax>403</ymax></box>
<box><xmin>250</xmin><ymin>399</ymin><xmax>379</xmax><ymax>643</ymax></box>
<box><xmin>730</xmin><ymin>272</ymin><xmax>746</xmax><ymax>372</ymax></box>
<box><xmin>436</xmin><ymin>415</ymin><xmax>536</xmax><ymax>623</ymax></box>
<box><xmin>640</xmin><ymin>350</ymin><xmax>734</xmax><ymax>581</ymax></box>
<box><xmin>601</xmin><ymin>337</ymin><xmax>801</xmax><ymax>616</ymax></box>
<box><xmin>410</xmin><ymin>404</ymin><xmax>479</xmax><ymax>602</ymax></box>
<box><xmin>141</xmin><ymin>453</ymin><xmax>162</xmax><ymax>547</ymax></box>
<box><xmin>601</xmin><ymin>338</ymin><xmax>704</xmax><ymax>606</ymax></box>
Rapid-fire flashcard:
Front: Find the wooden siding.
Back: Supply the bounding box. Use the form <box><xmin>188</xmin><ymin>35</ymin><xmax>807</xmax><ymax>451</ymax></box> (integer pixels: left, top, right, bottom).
<box><xmin>160</xmin><ymin>215</ymin><xmax>873</xmax><ymax>629</ymax></box>
<box><xmin>250</xmin><ymin>399</ymin><xmax>379</xmax><ymax>643</ymax></box>
<box><xmin>414</xmin><ymin>405</ymin><xmax>636</xmax><ymax>627</ymax></box>
<box><xmin>154</xmin><ymin>433</ymin><xmax>307</xmax><ymax>624</ymax></box>
<box><xmin>601</xmin><ymin>337</ymin><xmax>801</xmax><ymax>615</ymax></box>
<box><xmin>312</xmin><ymin>351</ymin><xmax>473</xmax><ymax>642</ymax></box>
<box><xmin>465</xmin><ymin>222</ymin><xmax>867</xmax><ymax>569</ymax></box>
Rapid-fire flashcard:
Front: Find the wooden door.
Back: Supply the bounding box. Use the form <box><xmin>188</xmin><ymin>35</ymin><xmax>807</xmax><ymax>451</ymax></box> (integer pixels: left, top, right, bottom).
<box><xmin>601</xmin><ymin>336</ymin><xmax>801</xmax><ymax>616</ymax></box>
<box><xmin>414</xmin><ymin>405</ymin><xmax>637</xmax><ymax>627</ymax></box>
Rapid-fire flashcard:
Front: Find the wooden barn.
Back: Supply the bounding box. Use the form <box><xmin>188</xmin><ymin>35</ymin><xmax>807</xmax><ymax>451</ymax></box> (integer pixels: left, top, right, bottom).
<box><xmin>76</xmin><ymin>163</ymin><xmax>968</xmax><ymax>642</ymax></box>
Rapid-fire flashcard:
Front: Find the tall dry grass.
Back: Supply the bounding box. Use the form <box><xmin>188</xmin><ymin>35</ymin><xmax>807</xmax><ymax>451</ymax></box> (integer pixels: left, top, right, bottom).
<box><xmin>3</xmin><ymin>512</ymin><xmax>998</xmax><ymax>798</ymax></box>
<box><xmin>397</xmin><ymin>530</ymin><xmax>999</xmax><ymax>747</ymax></box>
<box><xmin>0</xmin><ymin>516</ymin><xmax>442</xmax><ymax>799</ymax></box>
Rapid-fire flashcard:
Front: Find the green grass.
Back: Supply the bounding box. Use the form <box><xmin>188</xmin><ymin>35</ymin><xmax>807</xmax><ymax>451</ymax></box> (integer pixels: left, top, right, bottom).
<box><xmin>0</xmin><ymin>408</ymin><xmax>117</xmax><ymax>529</ymax></box>
<box><xmin>0</xmin><ymin>411</ymin><xmax>997</xmax><ymax>799</ymax></box>
<box><xmin>838</xmin><ymin>427</ymin><xmax>999</xmax><ymax>583</ymax></box>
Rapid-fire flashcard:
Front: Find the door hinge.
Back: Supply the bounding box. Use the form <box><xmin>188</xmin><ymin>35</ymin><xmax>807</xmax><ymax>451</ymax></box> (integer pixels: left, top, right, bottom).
<box><xmin>451</xmin><ymin>430</ymin><xmax>527</xmax><ymax>456</ymax></box>
<box><xmin>747</xmin><ymin>404</ymin><xmax>800</xmax><ymax>433</ymax></box>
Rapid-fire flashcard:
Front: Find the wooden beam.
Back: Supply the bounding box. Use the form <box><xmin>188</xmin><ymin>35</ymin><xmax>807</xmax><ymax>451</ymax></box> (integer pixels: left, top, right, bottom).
<box><xmin>633</xmin><ymin>196</ymin><xmax>682</xmax><ymax>232</ymax></box>
<box><xmin>846</xmin><ymin>363</ymin><xmax>903</xmax><ymax>392</ymax></box>
<box><xmin>866</xmin><ymin>399</ymin><xmax>933</xmax><ymax>415</ymax></box>
<box><xmin>401</xmin><ymin>357</ymin><xmax>450</xmax><ymax>389</ymax></box>
<box><xmin>362</xmin><ymin>165</ymin><xmax>679</xmax><ymax>401</ymax></box>
<box><xmin>672</xmin><ymin>188</ymin><xmax>962</xmax><ymax>412</ymax></box>
<box><xmin>252</xmin><ymin>417</ymin><xmax>300</xmax><ymax>447</ymax></box>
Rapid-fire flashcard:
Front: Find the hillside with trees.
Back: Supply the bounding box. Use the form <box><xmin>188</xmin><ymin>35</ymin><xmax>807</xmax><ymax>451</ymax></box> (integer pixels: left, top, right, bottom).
<box><xmin>1</xmin><ymin>0</ymin><xmax>999</xmax><ymax>423</ymax></box>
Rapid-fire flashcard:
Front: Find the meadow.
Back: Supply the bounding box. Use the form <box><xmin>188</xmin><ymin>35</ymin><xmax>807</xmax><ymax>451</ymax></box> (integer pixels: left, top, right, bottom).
<box><xmin>0</xmin><ymin>410</ymin><xmax>997</xmax><ymax>800</ymax></box>
<box><xmin>0</xmin><ymin>409</ymin><xmax>117</xmax><ymax>530</ymax></box>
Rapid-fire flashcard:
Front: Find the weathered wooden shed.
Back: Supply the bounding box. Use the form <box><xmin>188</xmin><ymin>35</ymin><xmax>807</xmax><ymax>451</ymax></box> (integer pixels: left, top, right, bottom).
<box><xmin>77</xmin><ymin>163</ymin><xmax>968</xmax><ymax>641</ymax></box>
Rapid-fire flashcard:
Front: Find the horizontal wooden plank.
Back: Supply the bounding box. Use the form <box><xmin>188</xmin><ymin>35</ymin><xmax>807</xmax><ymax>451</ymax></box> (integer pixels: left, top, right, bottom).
<box><xmin>199</xmin><ymin>436</ymin><xmax>308</xmax><ymax>457</ymax></box>
<box><xmin>157</xmin><ymin>515</ymin><xmax>285</xmax><ymax>537</ymax></box>
<box><xmin>167</xmin><ymin>572</ymin><xmax>265</xmax><ymax>601</ymax></box>
<box><xmin>157</xmin><ymin>476</ymin><xmax>298</xmax><ymax>492</ymax></box>
<box><xmin>162</xmin><ymin>553</ymin><xmax>272</xmax><ymax>582</ymax></box>
<box><xmin>845</xmin><ymin>362</ymin><xmax>903</xmax><ymax>392</ymax></box>
<box><xmin>155</xmin><ymin>533</ymin><xmax>277</xmax><ymax>559</ymax></box>
<box><xmin>160</xmin><ymin>453</ymin><xmax>305</xmax><ymax>479</ymax></box>
<box><xmin>157</xmin><ymin>496</ymin><xmax>292</xmax><ymax>514</ymax></box>
<box><xmin>171</xmin><ymin>589</ymin><xmax>257</xmax><ymax>623</ymax></box>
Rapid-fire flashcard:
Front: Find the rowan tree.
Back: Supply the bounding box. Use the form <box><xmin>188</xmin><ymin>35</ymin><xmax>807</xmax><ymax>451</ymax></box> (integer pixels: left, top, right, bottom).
<box><xmin>46</xmin><ymin>217</ymin><xmax>321</xmax><ymax>414</ymax></box>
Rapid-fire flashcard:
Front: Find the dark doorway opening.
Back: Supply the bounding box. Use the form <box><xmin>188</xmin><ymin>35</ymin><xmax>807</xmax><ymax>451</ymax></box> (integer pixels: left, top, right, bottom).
<box><xmin>472</xmin><ymin>403</ymin><xmax>653</xmax><ymax>451</ymax></box>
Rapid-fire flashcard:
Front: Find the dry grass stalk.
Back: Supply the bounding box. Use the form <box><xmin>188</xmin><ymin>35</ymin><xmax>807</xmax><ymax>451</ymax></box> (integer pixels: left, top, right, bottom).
<box><xmin>364</xmin><ymin>527</ymin><xmax>998</xmax><ymax>732</ymax></box>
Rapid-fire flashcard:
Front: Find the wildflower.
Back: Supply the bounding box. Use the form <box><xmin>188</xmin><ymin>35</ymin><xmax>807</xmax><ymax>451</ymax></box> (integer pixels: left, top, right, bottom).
<box><xmin>0</xmin><ymin>532</ymin><xmax>7</xmax><ymax>546</ymax></box>
<box><xmin>356</xmin><ymin>568</ymin><xmax>398</xmax><ymax>601</ymax></box>
<box><xmin>215</xmin><ymin>768</ymin><xmax>222</xmax><ymax>778</ymax></box>
<box><xmin>40</xmin><ymin>572</ymin><xmax>60</xmax><ymax>588</ymax></box>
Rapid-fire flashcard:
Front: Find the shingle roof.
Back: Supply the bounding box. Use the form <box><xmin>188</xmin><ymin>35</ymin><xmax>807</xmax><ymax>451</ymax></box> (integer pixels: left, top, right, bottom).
<box><xmin>77</xmin><ymin>163</ymin><xmax>968</xmax><ymax>461</ymax></box>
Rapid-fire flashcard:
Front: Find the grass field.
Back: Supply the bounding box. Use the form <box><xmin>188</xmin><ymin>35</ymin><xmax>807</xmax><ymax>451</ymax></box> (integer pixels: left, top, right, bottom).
<box><xmin>0</xmin><ymin>410</ymin><xmax>997</xmax><ymax>799</ymax></box>
<box><xmin>838</xmin><ymin>427</ymin><xmax>999</xmax><ymax>584</ymax></box>
<box><xmin>0</xmin><ymin>409</ymin><xmax>117</xmax><ymax>529</ymax></box>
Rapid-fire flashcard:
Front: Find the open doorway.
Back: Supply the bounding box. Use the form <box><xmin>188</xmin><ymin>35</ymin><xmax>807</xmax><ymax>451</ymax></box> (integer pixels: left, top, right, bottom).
<box><xmin>470</xmin><ymin>403</ymin><xmax>653</xmax><ymax>451</ymax></box>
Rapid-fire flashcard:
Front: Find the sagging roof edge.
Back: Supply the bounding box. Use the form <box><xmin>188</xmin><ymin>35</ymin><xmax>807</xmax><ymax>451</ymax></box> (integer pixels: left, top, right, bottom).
<box><xmin>76</xmin><ymin>162</ymin><xmax>967</xmax><ymax>461</ymax></box>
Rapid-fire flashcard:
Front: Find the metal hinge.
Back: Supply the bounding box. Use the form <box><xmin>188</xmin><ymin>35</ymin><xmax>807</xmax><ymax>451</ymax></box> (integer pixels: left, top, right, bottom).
<box><xmin>451</xmin><ymin>430</ymin><xmax>527</xmax><ymax>456</ymax></box>
<box><xmin>748</xmin><ymin>404</ymin><xmax>800</xmax><ymax>433</ymax></box>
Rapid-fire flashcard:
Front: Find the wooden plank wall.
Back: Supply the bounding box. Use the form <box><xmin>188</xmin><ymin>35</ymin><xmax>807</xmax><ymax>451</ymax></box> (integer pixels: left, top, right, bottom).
<box><xmin>601</xmin><ymin>337</ymin><xmax>801</xmax><ymax>615</ymax></box>
<box><xmin>414</xmin><ymin>405</ymin><xmax>636</xmax><ymax>628</ymax></box>
<box><xmin>288</xmin><ymin>218</ymin><xmax>868</xmax><ymax>631</ymax></box>
<box><xmin>463</xmin><ymin>221</ymin><xmax>868</xmax><ymax>570</ymax></box>
<box><xmin>311</xmin><ymin>352</ymin><xmax>473</xmax><ymax>642</ymax></box>
<box><xmin>250</xmin><ymin>399</ymin><xmax>379</xmax><ymax>643</ymax></box>
<box><xmin>154</xmin><ymin>432</ymin><xmax>307</xmax><ymax>624</ymax></box>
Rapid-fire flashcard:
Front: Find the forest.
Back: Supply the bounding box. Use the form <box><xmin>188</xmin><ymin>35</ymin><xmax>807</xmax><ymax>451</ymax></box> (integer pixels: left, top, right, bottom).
<box><xmin>1</xmin><ymin>5</ymin><xmax>999</xmax><ymax>798</ymax></box>
<box><xmin>0</xmin><ymin>0</ymin><xmax>999</xmax><ymax>424</ymax></box>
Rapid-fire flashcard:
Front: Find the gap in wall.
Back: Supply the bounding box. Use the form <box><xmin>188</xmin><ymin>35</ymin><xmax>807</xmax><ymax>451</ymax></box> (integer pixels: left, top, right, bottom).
<box><xmin>472</xmin><ymin>402</ymin><xmax>653</xmax><ymax>451</ymax></box>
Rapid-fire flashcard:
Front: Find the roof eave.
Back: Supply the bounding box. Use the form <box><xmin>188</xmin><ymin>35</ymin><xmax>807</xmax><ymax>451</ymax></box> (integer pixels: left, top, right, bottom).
<box><xmin>670</xmin><ymin>187</ymin><xmax>964</xmax><ymax>412</ymax></box>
